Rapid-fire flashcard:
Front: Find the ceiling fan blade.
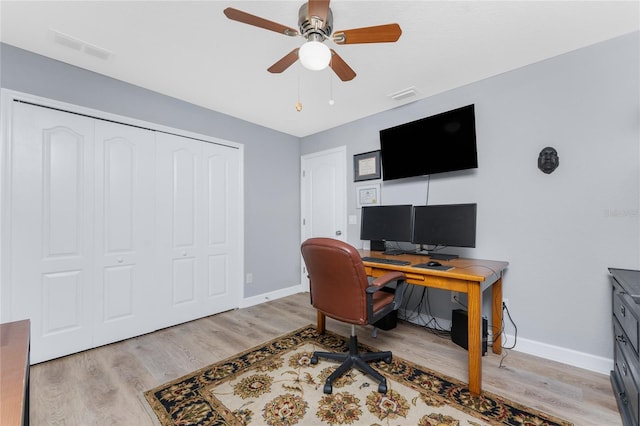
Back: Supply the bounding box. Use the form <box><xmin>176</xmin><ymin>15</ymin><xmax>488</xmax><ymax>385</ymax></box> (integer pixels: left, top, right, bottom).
<box><xmin>308</xmin><ymin>0</ymin><xmax>330</xmax><ymax>27</ymax></box>
<box><xmin>267</xmin><ymin>49</ymin><xmax>300</xmax><ymax>74</ymax></box>
<box><xmin>329</xmin><ymin>49</ymin><xmax>356</xmax><ymax>81</ymax></box>
<box><xmin>333</xmin><ymin>23</ymin><xmax>402</xmax><ymax>44</ymax></box>
<box><xmin>224</xmin><ymin>7</ymin><xmax>299</xmax><ymax>37</ymax></box>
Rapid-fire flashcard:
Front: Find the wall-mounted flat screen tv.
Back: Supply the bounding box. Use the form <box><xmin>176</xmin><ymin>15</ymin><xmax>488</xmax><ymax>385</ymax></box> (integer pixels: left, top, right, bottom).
<box><xmin>379</xmin><ymin>104</ymin><xmax>477</xmax><ymax>181</ymax></box>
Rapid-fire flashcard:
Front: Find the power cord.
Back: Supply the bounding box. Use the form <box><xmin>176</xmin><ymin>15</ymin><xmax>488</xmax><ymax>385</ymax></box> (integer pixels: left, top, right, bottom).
<box><xmin>499</xmin><ymin>300</ymin><xmax>518</xmax><ymax>368</ymax></box>
<box><xmin>398</xmin><ymin>286</ymin><xmax>449</xmax><ymax>336</ymax></box>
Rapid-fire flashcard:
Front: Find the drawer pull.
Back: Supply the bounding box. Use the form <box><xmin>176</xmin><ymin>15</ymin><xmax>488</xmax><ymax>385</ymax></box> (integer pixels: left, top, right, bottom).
<box><xmin>620</xmin><ymin>305</ymin><xmax>626</xmax><ymax>317</ymax></box>
<box><xmin>619</xmin><ymin>391</ymin><xmax>628</xmax><ymax>405</ymax></box>
<box><xmin>616</xmin><ymin>334</ymin><xmax>627</xmax><ymax>344</ymax></box>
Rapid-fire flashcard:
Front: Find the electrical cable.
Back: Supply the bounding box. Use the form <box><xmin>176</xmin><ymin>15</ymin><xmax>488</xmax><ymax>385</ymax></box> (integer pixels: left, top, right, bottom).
<box><xmin>425</xmin><ymin>175</ymin><xmax>430</xmax><ymax>205</ymax></box>
<box><xmin>499</xmin><ymin>301</ymin><xmax>518</xmax><ymax>368</ymax></box>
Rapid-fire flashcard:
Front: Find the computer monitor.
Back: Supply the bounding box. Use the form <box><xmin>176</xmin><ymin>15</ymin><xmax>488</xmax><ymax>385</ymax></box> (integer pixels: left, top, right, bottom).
<box><xmin>412</xmin><ymin>203</ymin><xmax>477</xmax><ymax>260</ymax></box>
<box><xmin>360</xmin><ymin>205</ymin><xmax>413</xmax><ymax>253</ymax></box>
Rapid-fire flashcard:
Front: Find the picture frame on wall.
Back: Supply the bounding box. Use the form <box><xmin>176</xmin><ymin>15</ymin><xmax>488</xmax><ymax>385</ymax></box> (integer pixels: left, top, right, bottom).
<box><xmin>356</xmin><ymin>183</ymin><xmax>381</xmax><ymax>208</ymax></box>
<box><xmin>353</xmin><ymin>150</ymin><xmax>381</xmax><ymax>181</ymax></box>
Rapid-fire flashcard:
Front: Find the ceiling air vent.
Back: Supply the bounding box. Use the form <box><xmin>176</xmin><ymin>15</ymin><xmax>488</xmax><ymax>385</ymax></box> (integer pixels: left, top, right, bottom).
<box><xmin>388</xmin><ymin>87</ymin><xmax>418</xmax><ymax>101</ymax></box>
<box><xmin>50</xmin><ymin>29</ymin><xmax>113</xmax><ymax>61</ymax></box>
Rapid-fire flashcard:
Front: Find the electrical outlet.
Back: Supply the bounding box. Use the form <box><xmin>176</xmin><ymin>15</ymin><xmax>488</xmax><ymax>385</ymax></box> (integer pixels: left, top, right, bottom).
<box><xmin>246</xmin><ymin>273</ymin><xmax>253</xmax><ymax>284</ymax></box>
<box><xmin>451</xmin><ymin>291</ymin><xmax>458</xmax><ymax>303</ymax></box>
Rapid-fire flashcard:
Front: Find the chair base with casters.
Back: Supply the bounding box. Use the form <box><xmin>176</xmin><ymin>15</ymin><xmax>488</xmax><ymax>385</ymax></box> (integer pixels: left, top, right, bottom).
<box><xmin>311</xmin><ymin>324</ymin><xmax>392</xmax><ymax>394</ymax></box>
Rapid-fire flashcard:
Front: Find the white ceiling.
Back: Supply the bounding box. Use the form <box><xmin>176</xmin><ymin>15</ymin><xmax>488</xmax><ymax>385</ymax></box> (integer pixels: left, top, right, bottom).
<box><xmin>1</xmin><ymin>1</ymin><xmax>638</xmax><ymax>137</ymax></box>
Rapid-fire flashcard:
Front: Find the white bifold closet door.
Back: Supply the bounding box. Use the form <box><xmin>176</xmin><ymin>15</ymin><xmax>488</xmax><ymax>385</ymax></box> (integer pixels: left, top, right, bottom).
<box><xmin>92</xmin><ymin>120</ymin><xmax>157</xmax><ymax>346</ymax></box>
<box><xmin>9</xmin><ymin>103</ymin><xmax>98</xmax><ymax>362</ymax></box>
<box><xmin>154</xmin><ymin>132</ymin><xmax>241</xmax><ymax>328</ymax></box>
<box><xmin>6</xmin><ymin>101</ymin><xmax>241</xmax><ymax>363</ymax></box>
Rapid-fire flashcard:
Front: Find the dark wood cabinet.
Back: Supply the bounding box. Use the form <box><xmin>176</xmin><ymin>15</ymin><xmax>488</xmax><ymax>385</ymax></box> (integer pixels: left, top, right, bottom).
<box><xmin>610</xmin><ymin>268</ymin><xmax>640</xmax><ymax>426</ymax></box>
<box><xmin>0</xmin><ymin>319</ymin><xmax>30</xmax><ymax>426</ymax></box>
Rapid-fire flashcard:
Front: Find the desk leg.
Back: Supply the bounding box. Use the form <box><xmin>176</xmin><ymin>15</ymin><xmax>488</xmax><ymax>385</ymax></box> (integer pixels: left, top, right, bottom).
<box><xmin>492</xmin><ymin>276</ymin><xmax>503</xmax><ymax>355</ymax></box>
<box><xmin>467</xmin><ymin>283</ymin><xmax>482</xmax><ymax>394</ymax></box>
<box><xmin>317</xmin><ymin>311</ymin><xmax>326</xmax><ymax>334</ymax></box>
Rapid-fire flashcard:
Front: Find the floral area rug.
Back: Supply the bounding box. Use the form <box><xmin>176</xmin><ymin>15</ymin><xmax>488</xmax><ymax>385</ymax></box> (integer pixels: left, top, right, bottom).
<box><xmin>144</xmin><ymin>325</ymin><xmax>572</xmax><ymax>426</ymax></box>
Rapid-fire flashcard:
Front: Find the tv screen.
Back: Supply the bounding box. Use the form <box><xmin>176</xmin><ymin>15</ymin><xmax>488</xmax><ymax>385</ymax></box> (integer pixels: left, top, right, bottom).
<box><xmin>360</xmin><ymin>205</ymin><xmax>414</xmax><ymax>243</ymax></box>
<box><xmin>412</xmin><ymin>203</ymin><xmax>477</xmax><ymax>248</ymax></box>
<box><xmin>379</xmin><ymin>104</ymin><xmax>477</xmax><ymax>181</ymax></box>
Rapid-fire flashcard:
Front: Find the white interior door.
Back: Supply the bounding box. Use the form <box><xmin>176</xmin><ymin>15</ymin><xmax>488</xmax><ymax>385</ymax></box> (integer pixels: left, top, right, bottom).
<box><xmin>8</xmin><ymin>102</ymin><xmax>95</xmax><ymax>363</ymax></box>
<box><xmin>300</xmin><ymin>146</ymin><xmax>347</xmax><ymax>290</ymax></box>
<box><xmin>92</xmin><ymin>120</ymin><xmax>156</xmax><ymax>345</ymax></box>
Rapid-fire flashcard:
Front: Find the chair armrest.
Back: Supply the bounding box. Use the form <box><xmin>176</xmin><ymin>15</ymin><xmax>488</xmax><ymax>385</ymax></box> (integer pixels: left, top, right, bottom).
<box><xmin>366</xmin><ymin>272</ymin><xmax>407</xmax><ymax>322</ymax></box>
<box><xmin>366</xmin><ymin>271</ymin><xmax>405</xmax><ymax>293</ymax></box>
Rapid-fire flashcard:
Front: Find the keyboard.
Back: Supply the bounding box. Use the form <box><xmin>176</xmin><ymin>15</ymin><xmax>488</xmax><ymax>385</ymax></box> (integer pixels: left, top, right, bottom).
<box><xmin>361</xmin><ymin>256</ymin><xmax>411</xmax><ymax>266</ymax></box>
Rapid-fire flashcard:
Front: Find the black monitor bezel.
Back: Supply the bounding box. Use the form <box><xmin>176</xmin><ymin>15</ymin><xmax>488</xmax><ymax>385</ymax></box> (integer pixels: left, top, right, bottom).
<box><xmin>411</xmin><ymin>203</ymin><xmax>477</xmax><ymax>248</ymax></box>
<box><xmin>360</xmin><ymin>204</ymin><xmax>414</xmax><ymax>243</ymax></box>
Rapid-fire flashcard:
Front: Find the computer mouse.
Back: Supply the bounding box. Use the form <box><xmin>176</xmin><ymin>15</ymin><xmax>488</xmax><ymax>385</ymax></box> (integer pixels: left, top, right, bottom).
<box><xmin>427</xmin><ymin>261</ymin><xmax>442</xmax><ymax>267</ymax></box>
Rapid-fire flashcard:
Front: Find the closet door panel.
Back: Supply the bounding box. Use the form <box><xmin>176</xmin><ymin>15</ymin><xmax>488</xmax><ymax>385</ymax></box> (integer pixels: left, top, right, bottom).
<box><xmin>9</xmin><ymin>102</ymin><xmax>95</xmax><ymax>363</ymax></box>
<box><xmin>173</xmin><ymin>148</ymin><xmax>198</xmax><ymax>248</ymax></box>
<box><xmin>173</xmin><ymin>258</ymin><xmax>197</xmax><ymax>305</ymax></box>
<box><xmin>203</xmin><ymin>144</ymin><xmax>241</xmax><ymax>309</ymax></box>
<box><xmin>93</xmin><ymin>121</ymin><xmax>156</xmax><ymax>345</ymax></box>
<box><xmin>155</xmin><ymin>133</ymin><xmax>241</xmax><ymax>327</ymax></box>
<box><xmin>155</xmin><ymin>132</ymin><xmax>205</xmax><ymax>326</ymax></box>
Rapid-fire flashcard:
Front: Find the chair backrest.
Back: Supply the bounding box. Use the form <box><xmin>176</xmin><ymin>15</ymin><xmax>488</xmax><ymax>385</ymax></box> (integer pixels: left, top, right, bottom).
<box><xmin>301</xmin><ymin>237</ymin><xmax>371</xmax><ymax>325</ymax></box>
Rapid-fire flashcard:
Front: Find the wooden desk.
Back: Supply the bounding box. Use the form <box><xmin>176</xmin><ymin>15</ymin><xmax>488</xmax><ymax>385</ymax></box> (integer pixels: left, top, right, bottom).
<box><xmin>0</xmin><ymin>319</ymin><xmax>30</xmax><ymax>426</ymax></box>
<box><xmin>315</xmin><ymin>250</ymin><xmax>508</xmax><ymax>394</ymax></box>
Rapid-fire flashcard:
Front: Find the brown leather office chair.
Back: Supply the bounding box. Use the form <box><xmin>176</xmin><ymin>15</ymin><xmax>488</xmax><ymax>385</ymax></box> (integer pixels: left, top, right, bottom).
<box><xmin>301</xmin><ymin>237</ymin><xmax>407</xmax><ymax>394</ymax></box>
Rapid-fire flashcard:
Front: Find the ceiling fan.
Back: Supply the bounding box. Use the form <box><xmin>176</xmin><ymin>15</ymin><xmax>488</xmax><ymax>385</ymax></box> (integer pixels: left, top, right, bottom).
<box><xmin>223</xmin><ymin>0</ymin><xmax>402</xmax><ymax>81</ymax></box>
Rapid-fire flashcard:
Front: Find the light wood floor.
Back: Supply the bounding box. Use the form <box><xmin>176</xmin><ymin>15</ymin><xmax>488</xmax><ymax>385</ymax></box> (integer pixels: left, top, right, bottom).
<box><xmin>29</xmin><ymin>292</ymin><xmax>621</xmax><ymax>425</ymax></box>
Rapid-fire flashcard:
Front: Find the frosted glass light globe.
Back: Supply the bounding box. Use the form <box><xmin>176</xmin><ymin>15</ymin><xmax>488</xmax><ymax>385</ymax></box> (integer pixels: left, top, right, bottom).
<box><xmin>298</xmin><ymin>41</ymin><xmax>331</xmax><ymax>71</ymax></box>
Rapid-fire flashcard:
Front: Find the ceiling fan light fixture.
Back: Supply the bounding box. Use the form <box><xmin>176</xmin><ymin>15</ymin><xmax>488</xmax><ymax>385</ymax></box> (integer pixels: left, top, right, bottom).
<box><xmin>298</xmin><ymin>40</ymin><xmax>331</xmax><ymax>71</ymax></box>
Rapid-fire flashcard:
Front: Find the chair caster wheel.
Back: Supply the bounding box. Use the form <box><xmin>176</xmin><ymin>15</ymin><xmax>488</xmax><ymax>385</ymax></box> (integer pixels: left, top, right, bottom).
<box><xmin>323</xmin><ymin>383</ymin><xmax>333</xmax><ymax>394</ymax></box>
<box><xmin>311</xmin><ymin>356</ymin><xmax>318</xmax><ymax>365</ymax></box>
<box><xmin>383</xmin><ymin>356</ymin><xmax>392</xmax><ymax>364</ymax></box>
<box><xmin>378</xmin><ymin>382</ymin><xmax>388</xmax><ymax>394</ymax></box>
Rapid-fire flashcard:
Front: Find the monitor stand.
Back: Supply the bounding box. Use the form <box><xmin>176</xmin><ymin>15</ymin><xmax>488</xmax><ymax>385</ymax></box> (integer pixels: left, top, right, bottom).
<box><xmin>428</xmin><ymin>252</ymin><xmax>459</xmax><ymax>260</ymax></box>
<box><xmin>414</xmin><ymin>245</ymin><xmax>459</xmax><ymax>260</ymax></box>
<box><xmin>370</xmin><ymin>240</ymin><xmax>386</xmax><ymax>251</ymax></box>
<box><xmin>383</xmin><ymin>248</ymin><xmax>405</xmax><ymax>255</ymax></box>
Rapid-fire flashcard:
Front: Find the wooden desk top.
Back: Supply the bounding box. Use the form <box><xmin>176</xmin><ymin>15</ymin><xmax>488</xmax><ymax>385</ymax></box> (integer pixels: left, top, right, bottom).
<box><xmin>359</xmin><ymin>250</ymin><xmax>509</xmax><ymax>284</ymax></box>
<box><xmin>1</xmin><ymin>319</ymin><xmax>30</xmax><ymax>426</ymax></box>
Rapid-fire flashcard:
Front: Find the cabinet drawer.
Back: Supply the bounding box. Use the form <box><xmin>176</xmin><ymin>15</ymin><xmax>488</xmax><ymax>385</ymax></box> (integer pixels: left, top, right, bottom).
<box><xmin>616</xmin><ymin>317</ymin><xmax>639</xmax><ymax>358</ymax></box>
<box><xmin>614</xmin><ymin>285</ymin><xmax>639</xmax><ymax>354</ymax></box>
<box><xmin>615</xmin><ymin>333</ymin><xmax>640</xmax><ymax>425</ymax></box>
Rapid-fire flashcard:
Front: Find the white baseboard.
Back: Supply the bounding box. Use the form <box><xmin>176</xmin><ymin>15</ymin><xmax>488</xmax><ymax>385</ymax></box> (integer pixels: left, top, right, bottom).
<box><xmin>243</xmin><ymin>295</ymin><xmax>614</xmax><ymax>375</ymax></box>
<box><xmin>503</xmin><ymin>333</ymin><xmax>613</xmax><ymax>375</ymax></box>
<box><xmin>399</xmin><ymin>309</ymin><xmax>613</xmax><ymax>375</ymax></box>
<box><xmin>241</xmin><ymin>284</ymin><xmax>304</xmax><ymax>309</ymax></box>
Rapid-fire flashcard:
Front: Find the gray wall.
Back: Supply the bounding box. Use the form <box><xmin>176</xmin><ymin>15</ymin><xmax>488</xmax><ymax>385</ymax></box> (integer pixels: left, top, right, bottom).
<box><xmin>2</xmin><ymin>30</ymin><xmax>639</xmax><ymax>368</ymax></box>
<box><xmin>0</xmin><ymin>43</ymin><xmax>302</xmax><ymax>299</ymax></box>
<box><xmin>302</xmin><ymin>32</ymin><xmax>640</xmax><ymax>365</ymax></box>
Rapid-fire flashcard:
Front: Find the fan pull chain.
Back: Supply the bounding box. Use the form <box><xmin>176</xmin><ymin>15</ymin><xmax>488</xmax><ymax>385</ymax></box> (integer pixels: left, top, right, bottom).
<box><xmin>328</xmin><ymin>57</ymin><xmax>335</xmax><ymax>106</ymax></box>
<box><xmin>296</xmin><ymin>66</ymin><xmax>303</xmax><ymax>112</ymax></box>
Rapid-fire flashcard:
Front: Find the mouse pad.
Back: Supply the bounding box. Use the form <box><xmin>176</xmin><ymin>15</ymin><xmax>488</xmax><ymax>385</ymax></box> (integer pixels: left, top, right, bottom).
<box><xmin>412</xmin><ymin>263</ymin><xmax>453</xmax><ymax>271</ymax></box>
